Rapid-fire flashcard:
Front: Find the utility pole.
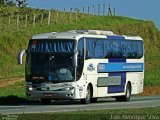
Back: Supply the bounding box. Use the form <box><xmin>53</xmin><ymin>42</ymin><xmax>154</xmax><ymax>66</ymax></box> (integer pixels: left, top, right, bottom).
<box><xmin>108</xmin><ymin>2</ymin><xmax>112</xmax><ymax>16</ymax></box>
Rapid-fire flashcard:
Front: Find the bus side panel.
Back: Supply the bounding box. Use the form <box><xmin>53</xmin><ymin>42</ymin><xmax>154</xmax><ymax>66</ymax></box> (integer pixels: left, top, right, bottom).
<box><xmin>83</xmin><ymin>60</ymin><xmax>99</xmax><ymax>98</ymax></box>
<box><xmin>108</xmin><ymin>58</ymin><xmax>126</xmax><ymax>93</ymax></box>
<box><xmin>97</xmin><ymin>73</ymin><xmax>109</xmax><ymax>97</ymax></box>
<box><xmin>86</xmin><ymin>74</ymin><xmax>98</xmax><ymax>98</ymax></box>
<box><xmin>127</xmin><ymin>72</ymin><xmax>144</xmax><ymax>94</ymax></box>
<box><xmin>108</xmin><ymin>72</ymin><xmax>126</xmax><ymax>93</ymax></box>
<box><xmin>127</xmin><ymin>58</ymin><xmax>144</xmax><ymax>94</ymax></box>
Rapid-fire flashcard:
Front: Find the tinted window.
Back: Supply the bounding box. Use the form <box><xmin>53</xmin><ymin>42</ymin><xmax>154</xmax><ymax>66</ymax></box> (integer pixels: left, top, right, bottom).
<box><xmin>77</xmin><ymin>38</ymin><xmax>84</xmax><ymax>57</ymax></box>
<box><xmin>86</xmin><ymin>38</ymin><xmax>96</xmax><ymax>58</ymax></box>
<box><xmin>104</xmin><ymin>39</ymin><xmax>143</xmax><ymax>59</ymax></box>
<box><xmin>28</xmin><ymin>39</ymin><xmax>75</xmax><ymax>53</ymax></box>
<box><xmin>85</xmin><ymin>38</ymin><xmax>143</xmax><ymax>59</ymax></box>
<box><xmin>95</xmin><ymin>40</ymin><xmax>104</xmax><ymax>58</ymax></box>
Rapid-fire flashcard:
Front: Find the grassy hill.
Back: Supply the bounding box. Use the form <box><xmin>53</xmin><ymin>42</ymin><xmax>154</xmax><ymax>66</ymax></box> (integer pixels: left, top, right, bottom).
<box><xmin>0</xmin><ymin>5</ymin><xmax>160</xmax><ymax>86</ymax></box>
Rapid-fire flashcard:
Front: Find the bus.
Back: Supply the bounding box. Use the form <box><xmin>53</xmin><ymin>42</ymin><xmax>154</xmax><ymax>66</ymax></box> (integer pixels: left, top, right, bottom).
<box><xmin>18</xmin><ymin>30</ymin><xmax>144</xmax><ymax>104</ymax></box>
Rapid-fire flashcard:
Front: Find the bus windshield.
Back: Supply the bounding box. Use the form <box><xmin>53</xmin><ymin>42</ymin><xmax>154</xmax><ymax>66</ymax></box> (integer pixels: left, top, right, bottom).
<box><xmin>26</xmin><ymin>39</ymin><xmax>76</xmax><ymax>83</ymax></box>
<box><xmin>28</xmin><ymin>39</ymin><xmax>75</xmax><ymax>53</ymax></box>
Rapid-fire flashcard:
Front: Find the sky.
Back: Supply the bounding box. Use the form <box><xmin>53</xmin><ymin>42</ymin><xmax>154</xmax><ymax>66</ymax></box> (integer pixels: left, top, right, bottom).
<box><xmin>28</xmin><ymin>0</ymin><xmax>160</xmax><ymax>28</ymax></box>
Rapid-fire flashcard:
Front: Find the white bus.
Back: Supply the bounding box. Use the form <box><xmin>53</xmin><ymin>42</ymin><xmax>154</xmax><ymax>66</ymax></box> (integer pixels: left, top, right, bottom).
<box><xmin>18</xmin><ymin>30</ymin><xmax>144</xmax><ymax>104</ymax></box>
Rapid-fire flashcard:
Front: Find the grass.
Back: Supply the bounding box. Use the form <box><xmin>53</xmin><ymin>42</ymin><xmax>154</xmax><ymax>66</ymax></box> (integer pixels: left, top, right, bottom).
<box><xmin>0</xmin><ymin>107</ymin><xmax>160</xmax><ymax>120</ymax></box>
<box><xmin>0</xmin><ymin>81</ymin><xmax>25</xmax><ymax>97</ymax></box>
<box><xmin>145</xmin><ymin>55</ymin><xmax>160</xmax><ymax>86</ymax></box>
<box><xmin>0</xmin><ymin>81</ymin><xmax>26</xmax><ymax>105</ymax></box>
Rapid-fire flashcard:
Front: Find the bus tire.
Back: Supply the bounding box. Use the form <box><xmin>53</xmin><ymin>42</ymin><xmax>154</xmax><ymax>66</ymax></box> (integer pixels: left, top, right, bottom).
<box><xmin>116</xmin><ymin>83</ymin><xmax>131</xmax><ymax>102</ymax></box>
<box><xmin>81</xmin><ymin>85</ymin><xmax>91</xmax><ymax>104</ymax></box>
<box><xmin>41</xmin><ymin>99</ymin><xmax>51</xmax><ymax>105</ymax></box>
<box><xmin>91</xmin><ymin>98</ymin><xmax>97</xmax><ymax>103</ymax></box>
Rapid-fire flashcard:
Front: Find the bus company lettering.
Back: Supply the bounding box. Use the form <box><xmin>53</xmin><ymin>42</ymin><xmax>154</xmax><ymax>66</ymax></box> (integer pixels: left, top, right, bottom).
<box><xmin>123</xmin><ymin>64</ymin><xmax>142</xmax><ymax>69</ymax></box>
<box><xmin>98</xmin><ymin>64</ymin><xmax>105</xmax><ymax>71</ymax></box>
<box><xmin>87</xmin><ymin>64</ymin><xmax>95</xmax><ymax>71</ymax></box>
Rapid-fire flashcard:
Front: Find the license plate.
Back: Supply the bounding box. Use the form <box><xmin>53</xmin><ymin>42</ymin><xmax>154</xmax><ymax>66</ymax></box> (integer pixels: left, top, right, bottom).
<box><xmin>44</xmin><ymin>93</ymin><xmax>53</xmax><ymax>97</ymax></box>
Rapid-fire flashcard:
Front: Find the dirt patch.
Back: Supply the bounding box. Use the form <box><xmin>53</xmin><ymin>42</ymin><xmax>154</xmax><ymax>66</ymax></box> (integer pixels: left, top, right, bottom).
<box><xmin>0</xmin><ymin>77</ymin><xmax>24</xmax><ymax>88</ymax></box>
<box><xmin>140</xmin><ymin>86</ymin><xmax>160</xmax><ymax>96</ymax></box>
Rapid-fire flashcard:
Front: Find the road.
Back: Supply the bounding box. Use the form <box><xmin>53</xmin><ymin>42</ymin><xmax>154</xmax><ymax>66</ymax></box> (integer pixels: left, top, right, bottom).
<box><xmin>0</xmin><ymin>95</ymin><xmax>160</xmax><ymax>114</ymax></box>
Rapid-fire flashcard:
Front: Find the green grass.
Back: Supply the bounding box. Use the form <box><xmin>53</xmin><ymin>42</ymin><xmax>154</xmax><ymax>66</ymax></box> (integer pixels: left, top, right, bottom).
<box><xmin>1</xmin><ymin>107</ymin><xmax>160</xmax><ymax>120</ymax></box>
<box><xmin>145</xmin><ymin>55</ymin><xmax>160</xmax><ymax>86</ymax></box>
<box><xmin>0</xmin><ymin>81</ymin><xmax>26</xmax><ymax>105</ymax></box>
<box><xmin>0</xmin><ymin>81</ymin><xmax>25</xmax><ymax>97</ymax></box>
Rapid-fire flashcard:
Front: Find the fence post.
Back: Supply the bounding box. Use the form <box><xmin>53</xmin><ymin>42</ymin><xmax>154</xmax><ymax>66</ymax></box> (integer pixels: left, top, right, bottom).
<box><xmin>48</xmin><ymin>11</ymin><xmax>51</xmax><ymax>26</ymax></box>
<box><xmin>33</xmin><ymin>13</ymin><xmax>36</xmax><ymax>27</ymax></box>
<box><xmin>8</xmin><ymin>17</ymin><xmax>11</xmax><ymax>28</ymax></box>
<box><xmin>63</xmin><ymin>8</ymin><xmax>65</xmax><ymax>23</ymax></box>
<box><xmin>113</xmin><ymin>8</ymin><xmax>116</xmax><ymax>16</ymax></box>
<box><xmin>82</xmin><ymin>6</ymin><xmax>85</xmax><ymax>18</ymax></box>
<box><xmin>93</xmin><ymin>5</ymin><xmax>95</xmax><ymax>15</ymax></box>
<box><xmin>70</xmin><ymin>8</ymin><xmax>72</xmax><ymax>23</ymax></box>
<box><xmin>41</xmin><ymin>14</ymin><xmax>43</xmax><ymax>25</ymax></box>
<box><xmin>0</xmin><ymin>15</ymin><xmax>1</xmax><ymax>29</ymax></box>
<box><xmin>88</xmin><ymin>6</ymin><xmax>90</xmax><ymax>15</ymax></box>
<box><xmin>25</xmin><ymin>14</ymin><xmax>28</xmax><ymax>28</ymax></box>
<box><xmin>103</xmin><ymin>3</ymin><xmax>106</xmax><ymax>16</ymax></box>
<box><xmin>75</xmin><ymin>8</ymin><xmax>78</xmax><ymax>21</ymax></box>
<box><xmin>98</xmin><ymin>4</ymin><xmax>100</xmax><ymax>16</ymax></box>
<box><xmin>56</xmin><ymin>9</ymin><xmax>59</xmax><ymax>23</ymax></box>
<box><xmin>108</xmin><ymin>2</ymin><xmax>112</xmax><ymax>16</ymax></box>
<box><xmin>17</xmin><ymin>15</ymin><xmax>19</xmax><ymax>30</ymax></box>
<box><xmin>83</xmin><ymin>6</ymin><xmax>84</xmax><ymax>14</ymax></box>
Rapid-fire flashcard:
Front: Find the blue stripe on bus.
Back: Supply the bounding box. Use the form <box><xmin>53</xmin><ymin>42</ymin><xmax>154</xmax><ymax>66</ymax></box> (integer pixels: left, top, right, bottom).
<box><xmin>97</xmin><ymin>63</ymin><xmax>144</xmax><ymax>73</ymax></box>
<box><xmin>108</xmin><ymin>58</ymin><xmax>126</xmax><ymax>93</ymax></box>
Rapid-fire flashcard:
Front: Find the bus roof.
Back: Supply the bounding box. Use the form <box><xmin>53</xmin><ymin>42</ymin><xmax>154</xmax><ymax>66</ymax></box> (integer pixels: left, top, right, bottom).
<box><xmin>31</xmin><ymin>30</ymin><xmax>143</xmax><ymax>41</ymax></box>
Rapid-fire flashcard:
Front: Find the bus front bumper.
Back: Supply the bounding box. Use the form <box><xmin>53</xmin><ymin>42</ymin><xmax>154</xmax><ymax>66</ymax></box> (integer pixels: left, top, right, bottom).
<box><xmin>26</xmin><ymin>90</ymin><xmax>75</xmax><ymax>100</ymax></box>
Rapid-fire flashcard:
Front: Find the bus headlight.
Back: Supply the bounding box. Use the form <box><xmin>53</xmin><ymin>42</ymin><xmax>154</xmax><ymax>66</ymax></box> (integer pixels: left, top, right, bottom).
<box><xmin>62</xmin><ymin>87</ymin><xmax>75</xmax><ymax>91</ymax></box>
<box><xmin>28</xmin><ymin>87</ymin><xmax>33</xmax><ymax>91</ymax></box>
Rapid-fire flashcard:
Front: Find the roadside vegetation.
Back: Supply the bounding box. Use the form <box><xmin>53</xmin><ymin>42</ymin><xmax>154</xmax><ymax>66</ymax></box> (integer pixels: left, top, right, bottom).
<box><xmin>0</xmin><ymin>107</ymin><xmax>160</xmax><ymax>120</ymax></box>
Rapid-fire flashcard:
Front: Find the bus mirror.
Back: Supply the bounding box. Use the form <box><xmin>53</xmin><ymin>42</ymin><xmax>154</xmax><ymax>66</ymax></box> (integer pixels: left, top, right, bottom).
<box><xmin>18</xmin><ymin>49</ymin><xmax>26</xmax><ymax>65</ymax></box>
<box><xmin>73</xmin><ymin>51</ymin><xmax>78</xmax><ymax>67</ymax></box>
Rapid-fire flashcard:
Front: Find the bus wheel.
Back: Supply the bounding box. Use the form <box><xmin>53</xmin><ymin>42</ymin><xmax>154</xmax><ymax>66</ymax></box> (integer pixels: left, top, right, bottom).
<box><xmin>91</xmin><ymin>98</ymin><xmax>97</xmax><ymax>103</ymax></box>
<box><xmin>41</xmin><ymin>99</ymin><xmax>51</xmax><ymax>105</ymax></box>
<box><xmin>81</xmin><ymin>85</ymin><xmax>91</xmax><ymax>104</ymax></box>
<box><xmin>116</xmin><ymin>83</ymin><xmax>131</xmax><ymax>102</ymax></box>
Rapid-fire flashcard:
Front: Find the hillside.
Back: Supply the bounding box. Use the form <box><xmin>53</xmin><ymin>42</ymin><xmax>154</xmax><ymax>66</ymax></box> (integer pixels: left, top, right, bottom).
<box><xmin>0</xmin><ymin>6</ymin><xmax>160</xmax><ymax>86</ymax></box>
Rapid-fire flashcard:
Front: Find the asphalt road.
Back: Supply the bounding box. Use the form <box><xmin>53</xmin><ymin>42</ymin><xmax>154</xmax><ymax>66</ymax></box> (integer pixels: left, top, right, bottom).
<box><xmin>0</xmin><ymin>95</ymin><xmax>160</xmax><ymax>114</ymax></box>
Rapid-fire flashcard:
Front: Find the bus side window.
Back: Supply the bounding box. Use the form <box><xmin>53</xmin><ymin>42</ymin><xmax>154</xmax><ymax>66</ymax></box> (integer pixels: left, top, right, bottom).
<box><xmin>95</xmin><ymin>39</ymin><xmax>104</xmax><ymax>58</ymax></box>
<box><xmin>86</xmin><ymin>38</ymin><xmax>95</xmax><ymax>59</ymax></box>
<box><xmin>77</xmin><ymin>38</ymin><xmax>85</xmax><ymax>79</ymax></box>
<box><xmin>137</xmin><ymin>41</ymin><xmax>143</xmax><ymax>58</ymax></box>
<box><xmin>77</xmin><ymin>39</ymin><xmax>84</xmax><ymax>58</ymax></box>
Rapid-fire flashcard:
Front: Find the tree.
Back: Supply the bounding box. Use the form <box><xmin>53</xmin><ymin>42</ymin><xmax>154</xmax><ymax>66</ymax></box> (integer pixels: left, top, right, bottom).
<box><xmin>1</xmin><ymin>0</ymin><xmax>15</xmax><ymax>6</ymax></box>
<box><xmin>0</xmin><ymin>0</ymin><xmax>5</xmax><ymax>4</ymax></box>
<box><xmin>16</xmin><ymin>0</ymin><xmax>27</xmax><ymax>7</ymax></box>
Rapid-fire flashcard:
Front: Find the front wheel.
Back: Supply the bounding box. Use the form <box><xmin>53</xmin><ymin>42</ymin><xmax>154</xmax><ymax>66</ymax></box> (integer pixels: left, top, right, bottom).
<box><xmin>81</xmin><ymin>85</ymin><xmax>91</xmax><ymax>104</ymax></box>
<box><xmin>91</xmin><ymin>98</ymin><xmax>97</xmax><ymax>103</ymax></box>
<box><xmin>41</xmin><ymin>99</ymin><xmax>51</xmax><ymax>105</ymax></box>
<box><xmin>116</xmin><ymin>83</ymin><xmax>131</xmax><ymax>102</ymax></box>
